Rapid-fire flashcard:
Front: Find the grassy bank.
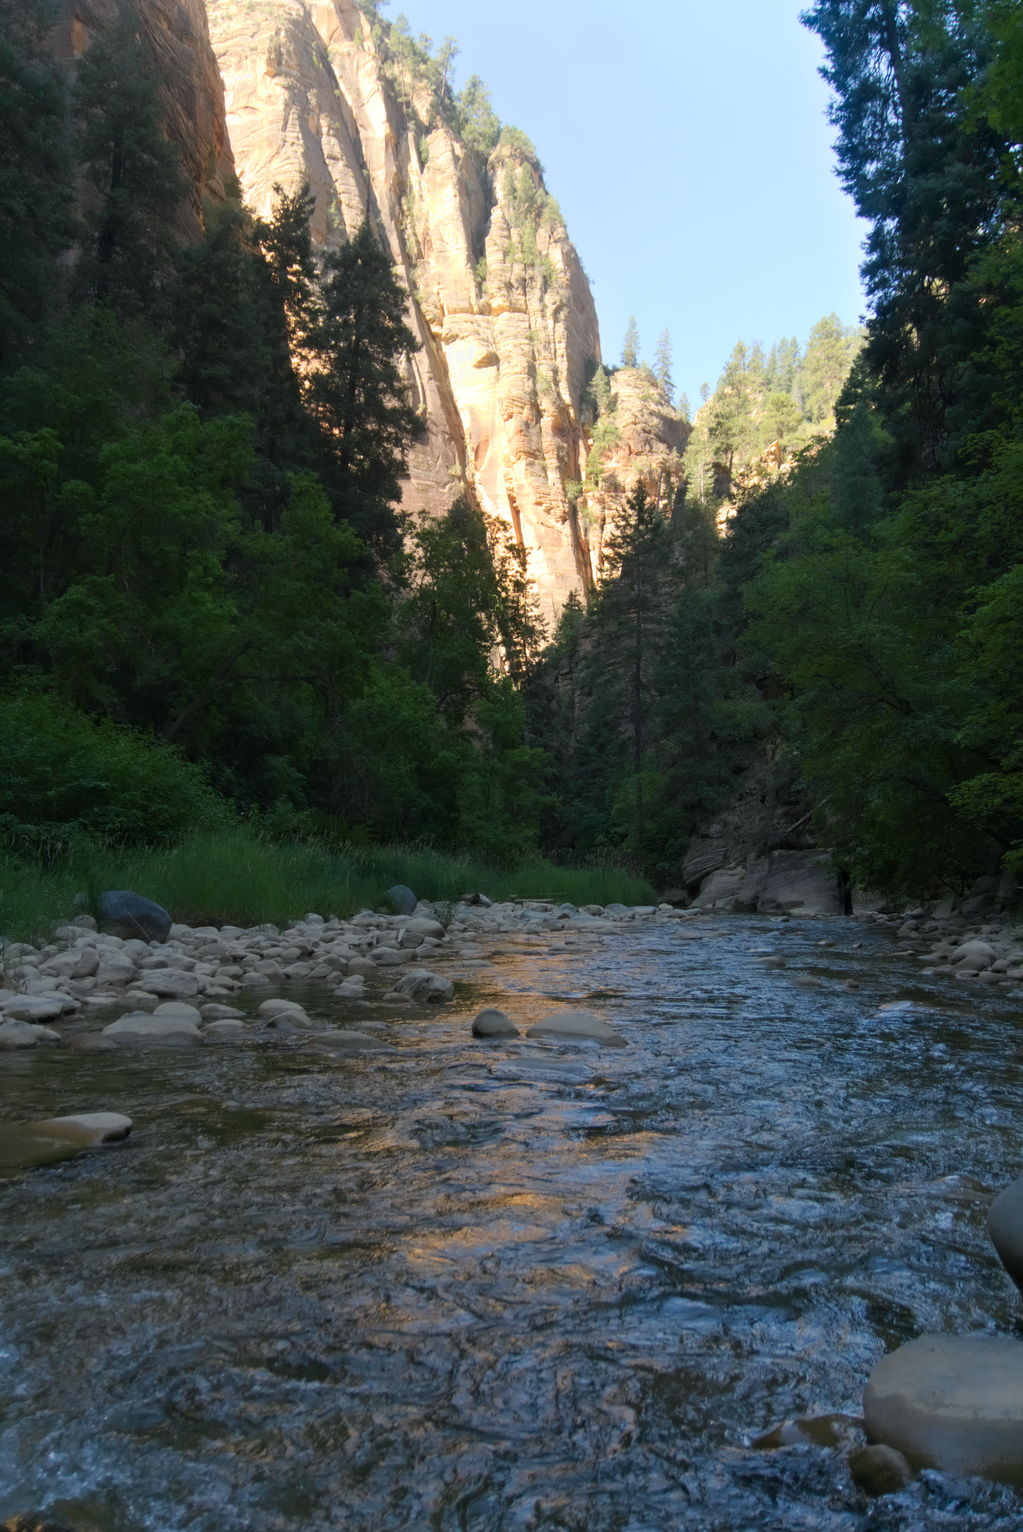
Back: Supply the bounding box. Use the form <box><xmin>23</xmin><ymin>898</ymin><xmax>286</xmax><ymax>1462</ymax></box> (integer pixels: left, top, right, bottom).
<box><xmin>0</xmin><ymin>829</ymin><xmax>658</xmax><ymax>943</ymax></box>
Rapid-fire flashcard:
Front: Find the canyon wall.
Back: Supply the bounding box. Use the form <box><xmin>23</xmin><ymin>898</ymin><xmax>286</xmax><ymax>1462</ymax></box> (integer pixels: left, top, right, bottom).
<box><xmin>59</xmin><ymin>0</ymin><xmax>687</xmax><ymax>616</ymax></box>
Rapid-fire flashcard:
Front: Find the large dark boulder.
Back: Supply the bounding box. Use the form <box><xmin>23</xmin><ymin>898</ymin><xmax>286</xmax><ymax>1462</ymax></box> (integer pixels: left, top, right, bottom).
<box><xmin>386</xmin><ymin>884</ymin><xmax>417</xmax><ymax>915</ymax></box>
<box><xmin>97</xmin><ymin>890</ymin><xmax>172</xmax><ymax>942</ymax></box>
<box><xmin>989</xmin><ymin>1174</ymin><xmax>1023</xmax><ymax>1295</ymax></box>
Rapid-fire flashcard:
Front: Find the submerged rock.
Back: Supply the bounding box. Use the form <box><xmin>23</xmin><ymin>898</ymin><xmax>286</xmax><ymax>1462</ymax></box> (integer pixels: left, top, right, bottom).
<box><xmin>2</xmin><ymin>1514</ymin><xmax>83</xmax><ymax>1531</ymax></box>
<box><xmin>753</xmin><ymin>1412</ymin><xmax>863</xmax><ymax>1452</ymax></box>
<box><xmin>392</xmin><ymin>969</ymin><xmax>455</xmax><ymax>1004</ymax></box>
<box><xmin>29</xmin><ymin>1112</ymin><xmax>132</xmax><ymax>1147</ymax></box>
<box><xmin>471</xmin><ymin>1007</ymin><xmax>519</xmax><ymax>1039</ymax></box>
<box><xmin>847</xmin><ymin>1443</ymin><xmax>915</xmax><ymax>1496</ymax></box>
<box><xmin>102</xmin><ymin>1012</ymin><xmax>200</xmax><ymax>1042</ymax></box>
<box><xmin>864</xmin><ymin>1333</ymin><xmax>1023</xmax><ymax>1484</ymax></box>
<box><xmin>526</xmin><ymin>1008</ymin><xmax>626</xmax><ymax>1047</ymax></box>
<box><xmin>0</xmin><ymin>1112</ymin><xmax>132</xmax><ymax>1174</ymax></box>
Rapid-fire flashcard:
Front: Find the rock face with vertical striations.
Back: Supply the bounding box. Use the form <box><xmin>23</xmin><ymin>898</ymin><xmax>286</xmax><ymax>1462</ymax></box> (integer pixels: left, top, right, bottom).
<box><xmin>55</xmin><ymin>0</ymin><xmax>235</xmax><ymax>232</ymax></box>
<box><xmin>202</xmin><ymin>0</ymin><xmax>686</xmax><ymax>614</ymax></box>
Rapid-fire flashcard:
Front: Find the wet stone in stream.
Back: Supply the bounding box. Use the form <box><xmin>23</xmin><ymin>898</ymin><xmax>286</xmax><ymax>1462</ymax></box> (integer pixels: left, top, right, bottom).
<box><xmin>1</xmin><ymin>915</ymin><xmax>1023</xmax><ymax>1529</ymax></box>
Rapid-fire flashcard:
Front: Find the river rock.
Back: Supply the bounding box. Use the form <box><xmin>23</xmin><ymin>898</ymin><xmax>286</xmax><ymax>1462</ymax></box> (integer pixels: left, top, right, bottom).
<box><xmin>387</xmin><ymin>884</ymin><xmax>417</xmax><ymax>915</ymax></box>
<box><xmin>847</xmin><ymin>1443</ymin><xmax>914</xmax><ymax>1496</ymax></box>
<box><xmin>257</xmin><ymin>997</ymin><xmax>305</xmax><ymax>1016</ymax></box>
<box><xmin>96</xmin><ymin>889</ymin><xmax>173</xmax><ymax>942</ymax></box>
<box><xmin>403</xmin><ymin>917</ymin><xmax>446</xmax><ymax>940</ymax></box>
<box><xmin>64</xmin><ymin>1032</ymin><xmax>118</xmax><ymax>1052</ymax></box>
<box><xmin>0</xmin><ymin>1020</ymin><xmax>61</xmax><ymax>1050</ymax></box>
<box><xmin>863</xmin><ymin>1333</ymin><xmax>1023</xmax><ymax>1483</ymax></box>
<box><xmin>143</xmin><ymin>969</ymin><xmax>201</xmax><ymax>998</ymax></box>
<box><xmin>102</xmin><ymin>1012</ymin><xmax>200</xmax><ymax>1041</ymax></box>
<box><xmin>310</xmin><ymin>1028</ymin><xmax>390</xmax><ymax>1051</ymax></box>
<box><xmin>93</xmin><ymin>952</ymin><xmax>139</xmax><ymax>986</ymax></box>
<box><xmin>526</xmin><ymin>1009</ymin><xmax>627</xmax><ymax>1047</ymax></box>
<box><xmin>988</xmin><ymin>1174</ymin><xmax>1023</xmax><ymax>1295</ymax></box>
<box><xmin>201</xmin><ymin>1003</ymin><xmax>244</xmax><ymax>1020</ymax></box>
<box><xmin>950</xmin><ymin>939</ymin><xmax>999</xmax><ymax>971</ymax></box>
<box><xmin>372</xmin><ymin>945</ymin><xmax>409</xmax><ymax>966</ymax></box>
<box><xmin>153</xmin><ymin>1000</ymin><xmax>203</xmax><ymax>1025</ymax></box>
<box><xmin>472</xmin><ymin>1007</ymin><xmax>518</xmax><ymax>1038</ymax></box>
<box><xmin>391</xmin><ymin>969</ymin><xmax>455</xmax><ymax>1003</ymax></box>
<box><xmin>0</xmin><ymin>1112</ymin><xmax>132</xmax><ymax>1174</ymax></box>
<box><xmin>29</xmin><ymin>1112</ymin><xmax>132</xmax><ymax>1146</ymax></box>
<box><xmin>1</xmin><ymin>993</ymin><xmax>74</xmax><ymax>1022</ymax></box>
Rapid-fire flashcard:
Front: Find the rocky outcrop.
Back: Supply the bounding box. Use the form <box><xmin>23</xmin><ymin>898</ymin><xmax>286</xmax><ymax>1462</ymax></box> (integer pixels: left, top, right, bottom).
<box><xmin>678</xmin><ymin>748</ymin><xmax>845</xmax><ymax>913</ymax></box>
<box><xmin>583</xmin><ymin>366</ymin><xmax>688</xmax><ymax>573</ymax></box>
<box><xmin>202</xmin><ymin>0</ymin><xmax>684</xmax><ymax>615</ymax></box>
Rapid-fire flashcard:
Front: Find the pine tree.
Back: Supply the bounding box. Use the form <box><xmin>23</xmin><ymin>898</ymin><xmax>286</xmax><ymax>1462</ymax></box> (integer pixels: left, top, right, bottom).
<box><xmin>593</xmin><ymin>486</ymin><xmax>672</xmax><ymax>847</ymax></box>
<box><xmin>654</xmin><ymin>328</ymin><xmax>674</xmax><ymax>402</ymax></box>
<box><xmin>621</xmin><ymin>315</ymin><xmax>640</xmax><ymax>369</ymax></box>
<box><xmin>303</xmin><ymin>222</ymin><xmax>424</xmax><ymax>544</ymax></box>
<box><xmin>803</xmin><ymin>0</ymin><xmax>1010</xmax><ymax>474</ymax></box>
<box><xmin>0</xmin><ymin>0</ymin><xmax>73</xmax><ymax>372</ymax></box>
<box><xmin>73</xmin><ymin>8</ymin><xmax>186</xmax><ymax>325</ymax></box>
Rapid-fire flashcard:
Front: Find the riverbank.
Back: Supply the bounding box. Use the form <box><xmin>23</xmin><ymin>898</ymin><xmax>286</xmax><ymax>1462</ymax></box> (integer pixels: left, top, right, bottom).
<box><xmin>0</xmin><ymin>828</ymin><xmax>657</xmax><ymax>944</ymax></box>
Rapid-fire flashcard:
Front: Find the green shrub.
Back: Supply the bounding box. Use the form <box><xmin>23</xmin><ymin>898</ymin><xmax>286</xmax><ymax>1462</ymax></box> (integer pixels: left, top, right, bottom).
<box><xmin>0</xmin><ymin>691</ymin><xmax>230</xmax><ymax>855</ymax></box>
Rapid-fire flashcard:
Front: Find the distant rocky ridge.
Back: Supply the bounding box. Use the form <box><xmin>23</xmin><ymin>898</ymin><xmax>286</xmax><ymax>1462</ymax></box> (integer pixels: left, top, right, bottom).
<box><xmin>55</xmin><ymin>0</ymin><xmax>685</xmax><ymax>617</ymax></box>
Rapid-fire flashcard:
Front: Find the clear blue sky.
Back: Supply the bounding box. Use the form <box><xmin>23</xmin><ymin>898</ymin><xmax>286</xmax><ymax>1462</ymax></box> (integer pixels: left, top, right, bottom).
<box><xmin>389</xmin><ymin>0</ymin><xmax>868</xmax><ymax>409</ymax></box>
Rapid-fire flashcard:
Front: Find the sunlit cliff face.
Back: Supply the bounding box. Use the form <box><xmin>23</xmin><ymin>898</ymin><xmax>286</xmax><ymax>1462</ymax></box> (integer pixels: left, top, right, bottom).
<box><xmin>60</xmin><ymin>0</ymin><xmax>685</xmax><ymax>618</ymax></box>
<box><xmin>203</xmin><ymin>0</ymin><xmax>685</xmax><ymax>617</ymax></box>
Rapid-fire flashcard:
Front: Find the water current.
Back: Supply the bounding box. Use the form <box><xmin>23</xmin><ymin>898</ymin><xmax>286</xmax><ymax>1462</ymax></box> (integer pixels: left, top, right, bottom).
<box><xmin>2</xmin><ymin>914</ymin><xmax>1023</xmax><ymax>1531</ymax></box>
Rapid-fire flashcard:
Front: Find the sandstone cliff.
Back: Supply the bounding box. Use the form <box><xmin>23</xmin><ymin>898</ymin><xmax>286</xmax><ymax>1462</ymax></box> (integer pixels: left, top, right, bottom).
<box><xmin>582</xmin><ymin>365</ymin><xmax>688</xmax><ymax>573</ymax></box>
<box><xmin>56</xmin><ymin>0</ymin><xmax>234</xmax><ymax>231</ymax></box>
<box><xmin>202</xmin><ymin>0</ymin><xmax>693</xmax><ymax>615</ymax></box>
<box><xmin>56</xmin><ymin>0</ymin><xmax>687</xmax><ymax>615</ymax></box>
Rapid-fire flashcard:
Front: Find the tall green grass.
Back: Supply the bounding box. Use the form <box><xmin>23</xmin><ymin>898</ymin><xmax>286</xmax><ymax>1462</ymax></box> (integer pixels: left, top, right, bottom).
<box><xmin>0</xmin><ymin>829</ymin><xmax>659</xmax><ymax>943</ymax></box>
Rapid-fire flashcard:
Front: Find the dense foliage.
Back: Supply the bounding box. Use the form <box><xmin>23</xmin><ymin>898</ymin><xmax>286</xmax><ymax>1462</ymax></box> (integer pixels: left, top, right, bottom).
<box><xmin>530</xmin><ymin>1</ymin><xmax>1023</xmax><ymax>899</ymax></box>
<box><xmin>3</xmin><ymin>0</ymin><xmax>1019</xmax><ymax>907</ymax></box>
<box><xmin>736</xmin><ymin>0</ymin><xmax>1023</xmax><ymax>894</ymax></box>
<box><xmin>0</xmin><ymin>11</ymin><xmax>549</xmax><ymax>872</ymax></box>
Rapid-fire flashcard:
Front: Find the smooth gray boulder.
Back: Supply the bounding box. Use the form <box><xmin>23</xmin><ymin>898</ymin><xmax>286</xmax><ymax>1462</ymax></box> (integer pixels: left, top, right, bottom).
<box><xmin>951</xmin><ymin>939</ymin><xmax>998</xmax><ymax>972</ymax></box>
<box><xmin>103</xmin><ymin>1012</ymin><xmax>200</xmax><ymax>1042</ymax></box>
<box><xmin>392</xmin><ymin>969</ymin><xmax>454</xmax><ymax>1003</ymax></box>
<box><xmin>30</xmin><ymin>1112</ymin><xmax>132</xmax><ymax>1146</ymax></box>
<box><xmin>526</xmin><ymin>1008</ymin><xmax>627</xmax><ymax>1047</ymax></box>
<box><xmin>386</xmin><ymin>884</ymin><xmax>417</xmax><ymax>915</ymax></box>
<box><xmin>0</xmin><ymin>1020</ymin><xmax>61</xmax><ymax>1050</ymax></box>
<box><xmin>309</xmin><ymin>1028</ymin><xmax>391</xmax><ymax>1051</ymax></box>
<box><xmin>95</xmin><ymin>890</ymin><xmax>172</xmax><ymax>942</ymax></box>
<box><xmin>864</xmin><ymin>1333</ymin><xmax>1023</xmax><ymax>1484</ymax></box>
<box><xmin>0</xmin><ymin>994</ymin><xmax>74</xmax><ymax>1022</ymax></box>
<box><xmin>0</xmin><ymin>1112</ymin><xmax>132</xmax><ymax>1173</ymax></box>
<box><xmin>989</xmin><ymin>1174</ymin><xmax>1023</xmax><ymax>1295</ymax></box>
<box><xmin>472</xmin><ymin>1007</ymin><xmax>519</xmax><ymax>1039</ymax></box>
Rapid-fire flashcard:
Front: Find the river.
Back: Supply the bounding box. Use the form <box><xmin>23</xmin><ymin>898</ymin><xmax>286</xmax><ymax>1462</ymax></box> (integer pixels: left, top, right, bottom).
<box><xmin>1</xmin><ymin>913</ymin><xmax>1022</xmax><ymax>1530</ymax></box>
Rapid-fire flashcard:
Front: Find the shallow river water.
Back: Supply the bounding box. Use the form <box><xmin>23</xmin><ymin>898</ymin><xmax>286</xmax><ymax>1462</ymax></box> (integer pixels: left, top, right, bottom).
<box><xmin>2</xmin><ymin>914</ymin><xmax>1023</xmax><ymax>1531</ymax></box>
